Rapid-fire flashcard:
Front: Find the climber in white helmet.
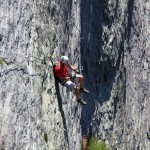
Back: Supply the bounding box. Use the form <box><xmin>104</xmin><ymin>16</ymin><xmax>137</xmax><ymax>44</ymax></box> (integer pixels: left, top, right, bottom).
<box><xmin>54</xmin><ymin>55</ymin><xmax>89</xmax><ymax>105</ymax></box>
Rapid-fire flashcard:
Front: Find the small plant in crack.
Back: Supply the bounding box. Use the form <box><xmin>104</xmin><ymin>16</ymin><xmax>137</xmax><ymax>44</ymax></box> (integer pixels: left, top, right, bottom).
<box><xmin>44</xmin><ymin>132</ymin><xmax>48</xmax><ymax>143</ymax></box>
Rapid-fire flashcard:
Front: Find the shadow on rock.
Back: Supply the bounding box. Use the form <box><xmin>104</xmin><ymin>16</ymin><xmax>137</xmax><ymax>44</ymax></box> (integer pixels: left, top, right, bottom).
<box><xmin>79</xmin><ymin>0</ymin><xmax>134</xmax><ymax>142</ymax></box>
<box><xmin>54</xmin><ymin>80</ymin><xmax>69</xmax><ymax>146</ymax></box>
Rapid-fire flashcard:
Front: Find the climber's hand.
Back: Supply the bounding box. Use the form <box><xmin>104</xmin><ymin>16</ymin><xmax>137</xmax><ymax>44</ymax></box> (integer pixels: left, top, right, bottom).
<box><xmin>69</xmin><ymin>72</ymin><xmax>76</xmax><ymax>80</ymax></box>
<box><xmin>66</xmin><ymin>77</ymin><xmax>71</xmax><ymax>80</ymax></box>
<box><xmin>74</xmin><ymin>69</ymin><xmax>80</xmax><ymax>74</ymax></box>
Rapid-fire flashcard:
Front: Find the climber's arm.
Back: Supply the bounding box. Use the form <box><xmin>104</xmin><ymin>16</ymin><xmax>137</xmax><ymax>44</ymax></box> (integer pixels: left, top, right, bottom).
<box><xmin>68</xmin><ymin>64</ymin><xmax>76</xmax><ymax>72</ymax></box>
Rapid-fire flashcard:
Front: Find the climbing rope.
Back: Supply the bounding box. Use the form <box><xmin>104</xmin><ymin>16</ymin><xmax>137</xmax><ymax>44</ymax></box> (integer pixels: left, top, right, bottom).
<box><xmin>0</xmin><ymin>7</ymin><xmax>85</xmax><ymax>76</ymax></box>
<box><xmin>0</xmin><ymin>54</ymin><xmax>53</xmax><ymax>75</ymax></box>
<box><xmin>0</xmin><ymin>58</ymin><xmax>28</xmax><ymax>75</ymax></box>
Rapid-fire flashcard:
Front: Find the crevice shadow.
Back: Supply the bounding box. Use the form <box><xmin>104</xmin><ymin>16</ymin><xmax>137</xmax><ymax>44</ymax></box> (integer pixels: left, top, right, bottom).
<box><xmin>79</xmin><ymin>0</ymin><xmax>103</xmax><ymax>138</ymax></box>
<box><xmin>79</xmin><ymin>0</ymin><xmax>134</xmax><ymax>141</ymax></box>
<box><xmin>54</xmin><ymin>80</ymin><xmax>69</xmax><ymax>146</ymax></box>
<box><xmin>127</xmin><ymin>0</ymin><xmax>135</xmax><ymax>43</ymax></box>
<box><xmin>114</xmin><ymin>0</ymin><xmax>119</xmax><ymax>18</ymax></box>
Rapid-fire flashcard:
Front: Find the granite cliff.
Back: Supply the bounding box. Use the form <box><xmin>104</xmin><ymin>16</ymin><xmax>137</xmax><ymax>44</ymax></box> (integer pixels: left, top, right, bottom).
<box><xmin>0</xmin><ymin>0</ymin><xmax>149</xmax><ymax>150</ymax></box>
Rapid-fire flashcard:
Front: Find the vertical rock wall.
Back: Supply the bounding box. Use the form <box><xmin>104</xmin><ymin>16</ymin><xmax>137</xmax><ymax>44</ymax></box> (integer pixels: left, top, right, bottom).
<box><xmin>0</xmin><ymin>0</ymin><xmax>82</xmax><ymax>149</ymax></box>
<box><xmin>123</xmin><ymin>0</ymin><xmax>150</xmax><ymax>149</ymax></box>
<box><xmin>0</xmin><ymin>0</ymin><xmax>149</xmax><ymax>150</ymax></box>
<box><xmin>80</xmin><ymin>0</ymin><xmax>150</xmax><ymax>149</ymax></box>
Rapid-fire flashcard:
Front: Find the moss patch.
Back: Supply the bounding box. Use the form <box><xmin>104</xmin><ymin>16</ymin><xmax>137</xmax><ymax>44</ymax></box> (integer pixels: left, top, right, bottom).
<box><xmin>88</xmin><ymin>137</ymin><xmax>109</xmax><ymax>150</ymax></box>
<box><xmin>0</xmin><ymin>58</ymin><xmax>3</xmax><ymax>65</ymax></box>
<box><xmin>44</xmin><ymin>132</ymin><xmax>48</xmax><ymax>143</ymax></box>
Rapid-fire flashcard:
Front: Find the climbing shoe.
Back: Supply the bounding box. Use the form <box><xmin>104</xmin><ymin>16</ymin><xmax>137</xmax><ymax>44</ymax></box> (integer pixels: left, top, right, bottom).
<box><xmin>79</xmin><ymin>88</ymin><xmax>89</xmax><ymax>94</ymax></box>
<box><xmin>77</xmin><ymin>98</ymin><xmax>87</xmax><ymax>105</ymax></box>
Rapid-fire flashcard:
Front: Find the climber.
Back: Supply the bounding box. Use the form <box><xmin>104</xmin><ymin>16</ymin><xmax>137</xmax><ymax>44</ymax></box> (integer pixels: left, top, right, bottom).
<box><xmin>54</xmin><ymin>55</ymin><xmax>89</xmax><ymax>105</ymax></box>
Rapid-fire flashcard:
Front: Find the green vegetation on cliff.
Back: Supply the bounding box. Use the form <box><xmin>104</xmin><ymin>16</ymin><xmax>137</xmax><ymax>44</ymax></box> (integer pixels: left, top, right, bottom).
<box><xmin>88</xmin><ymin>137</ymin><xmax>109</xmax><ymax>150</ymax></box>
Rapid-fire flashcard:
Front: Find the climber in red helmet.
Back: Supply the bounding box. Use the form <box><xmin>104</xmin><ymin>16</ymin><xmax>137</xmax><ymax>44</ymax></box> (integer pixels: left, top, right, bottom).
<box><xmin>54</xmin><ymin>55</ymin><xmax>89</xmax><ymax>105</ymax></box>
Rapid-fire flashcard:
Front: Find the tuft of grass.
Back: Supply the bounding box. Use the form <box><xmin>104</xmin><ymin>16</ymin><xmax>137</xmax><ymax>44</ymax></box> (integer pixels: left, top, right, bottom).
<box><xmin>44</xmin><ymin>132</ymin><xmax>48</xmax><ymax>143</ymax></box>
<box><xmin>88</xmin><ymin>137</ymin><xmax>109</xmax><ymax>150</ymax></box>
<box><xmin>0</xmin><ymin>58</ymin><xmax>10</xmax><ymax>65</ymax></box>
<box><xmin>0</xmin><ymin>58</ymin><xmax>3</xmax><ymax>65</ymax></box>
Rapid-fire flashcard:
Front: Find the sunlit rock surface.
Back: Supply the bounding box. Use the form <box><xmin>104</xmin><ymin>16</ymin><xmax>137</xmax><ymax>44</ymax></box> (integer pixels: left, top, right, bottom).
<box><xmin>0</xmin><ymin>0</ymin><xmax>149</xmax><ymax>150</ymax></box>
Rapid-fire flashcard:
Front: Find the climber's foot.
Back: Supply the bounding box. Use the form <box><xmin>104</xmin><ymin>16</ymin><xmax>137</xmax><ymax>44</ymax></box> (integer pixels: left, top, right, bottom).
<box><xmin>77</xmin><ymin>98</ymin><xmax>87</xmax><ymax>105</ymax></box>
<box><xmin>79</xmin><ymin>88</ymin><xmax>89</xmax><ymax>94</ymax></box>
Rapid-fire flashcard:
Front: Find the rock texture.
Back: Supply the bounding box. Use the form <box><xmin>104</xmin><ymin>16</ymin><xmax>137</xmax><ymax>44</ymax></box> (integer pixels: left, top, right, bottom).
<box><xmin>0</xmin><ymin>0</ymin><xmax>82</xmax><ymax>149</ymax></box>
<box><xmin>0</xmin><ymin>0</ymin><xmax>149</xmax><ymax>150</ymax></box>
<box><xmin>80</xmin><ymin>0</ymin><xmax>150</xmax><ymax>150</ymax></box>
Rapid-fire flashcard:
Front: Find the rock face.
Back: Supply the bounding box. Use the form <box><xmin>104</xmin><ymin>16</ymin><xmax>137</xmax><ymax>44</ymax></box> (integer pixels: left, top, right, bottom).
<box><xmin>80</xmin><ymin>0</ymin><xmax>150</xmax><ymax>150</ymax></box>
<box><xmin>0</xmin><ymin>0</ymin><xmax>149</xmax><ymax>150</ymax></box>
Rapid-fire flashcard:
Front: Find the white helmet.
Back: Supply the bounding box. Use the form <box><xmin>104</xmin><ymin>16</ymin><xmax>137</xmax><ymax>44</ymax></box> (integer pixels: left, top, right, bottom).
<box><xmin>60</xmin><ymin>56</ymin><xmax>69</xmax><ymax>64</ymax></box>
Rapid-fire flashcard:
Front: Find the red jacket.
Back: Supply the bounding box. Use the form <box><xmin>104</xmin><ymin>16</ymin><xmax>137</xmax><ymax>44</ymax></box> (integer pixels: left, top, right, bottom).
<box><xmin>54</xmin><ymin>62</ymin><xmax>69</xmax><ymax>79</ymax></box>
